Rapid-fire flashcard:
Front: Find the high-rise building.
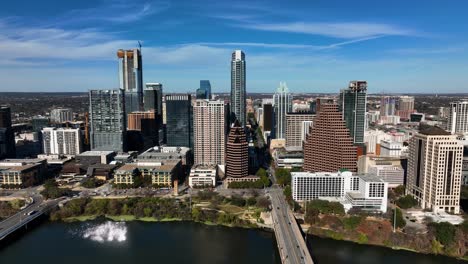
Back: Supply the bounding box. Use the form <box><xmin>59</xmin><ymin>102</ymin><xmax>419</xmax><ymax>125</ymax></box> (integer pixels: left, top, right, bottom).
<box><xmin>41</xmin><ymin>127</ymin><xmax>82</xmax><ymax>156</ymax></box>
<box><xmin>339</xmin><ymin>81</ymin><xmax>367</xmax><ymax>144</ymax></box>
<box><xmin>118</xmin><ymin>49</ymin><xmax>143</xmax><ymax>112</ymax></box>
<box><xmin>50</xmin><ymin>108</ymin><xmax>73</xmax><ymax>123</ymax></box>
<box><xmin>127</xmin><ymin>111</ymin><xmax>161</xmax><ymax>149</ymax></box>
<box><xmin>0</xmin><ymin>106</ymin><xmax>16</xmax><ymax>159</ymax></box>
<box><xmin>31</xmin><ymin>116</ymin><xmax>50</xmax><ymax>132</ymax></box>
<box><xmin>165</xmin><ymin>94</ymin><xmax>193</xmax><ymax>148</ymax></box>
<box><xmin>193</xmin><ymin>100</ymin><xmax>226</xmax><ymax>165</ymax></box>
<box><xmin>273</xmin><ymin>82</ymin><xmax>292</xmax><ymax>139</ymax></box>
<box><xmin>303</xmin><ymin>104</ymin><xmax>357</xmax><ymax>172</ymax></box>
<box><xmin>230</xmin><ymin>50</ymin><xmax>246</xmax><ymax>126</ymax></box>
<box><xmin>226</xmin><ymin>120</ymin><xmax>248</xmax><ymax>178</ymax></box>
<box><xmin>263</xmin><ymin>103</ymin><xmax>273</xmax><ymax>132</ymax></box>
<box><xmin>396</xmin><ymin>96</ymin><xmax>415</xmax><ymax>121</ymax></box>
<box><xmin>407</xmin><ymin>126</ymin><xmax>463</xmax><ymax>214</ymax></box>
<box><xmin>144</xmin><ymin>83</ymin><xmax>163</xmax><ymax>116</ymax></box>
<box><xmin>127</xmin><ymin>111</ymin><xmax>156</xmax><ymax>131</ymax></box>
<box><xmin>196</xmin><ymin>80</ymin><xmax>212</xmax><ymax>99</ymax></box>
<box><xmin>380</xmin><ymin>96</ymin><xmax>397</xmax><ymax>117</ymax></box>
<box><xmin>89</xmin><ymin>89</ymin><xmax>126</xmax><ymax>152</ymax></box>
<box><xmin>285</xmin><ymin>112</ymin><xmax>315</xmax><ymax>148</ymax></box>
<box><xmin>448</xmin><ymin>101</ymin><xmax>468</xmax><ymax>134</ymax></box>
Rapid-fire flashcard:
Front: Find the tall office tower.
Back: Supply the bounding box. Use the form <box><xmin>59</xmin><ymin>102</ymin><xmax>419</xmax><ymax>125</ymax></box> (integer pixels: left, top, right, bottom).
<box><xmin>285</xmin><ymin>112</ymin><xmax>315</xmax><ymax>148</ymax></box>
<box><xmin>380</xmin><ymin>96</ymin><xmax>397</xmax><ymax>117</ymax></box>
<box><xmin>339</xmin><ymin>81</ymin><xmax>367</xmax><ymax>144</ymax></box>
<box><xmin>396</xmin><ymin>96</ymin><xmax>415</xmax><ymax>121</ymax></box>
<box><xmin>89</xmin><ymin>89</ymin><xmax>127</xmax><ymax>152</ymax></box>
<box><xmin>127</xmin><ymin>111</ymin><xmax>160</xmax><ymax>149</ymax></box>
<box><xmin>0</xmin><ymin>106</ymin><xmax>16</xmax><ymax>159</ymax></box>
<box><xmin>41</xmin><ymin>127</ymin><xmax>82</xmax><ymax>156</ymax></box>
<box><xmin>303</xmin><ymin>104</ymin><xmax>357</xmax><ymax>172</ymax></box>
<box><xmin>407</xmin><ymin>126</ymin><xmax>463</xmax><ymax>214</ymax></box>
<box><xmin>193</xmin><ymin>100</ymin><xmax>226</xmax><ymax>165</ymax></box>
<box><xmin>118</xmin><ymin>49</ymin><xmax>143</xmax><ymax>112</ymax></box>
<box><xmin>225</xmin><ymin>120</ymin><xmax>248</xmax><ymax>178</ymax></box>
<box><xmin>230</xmin><ymin>50</ymin><xmax>246</xmax><ymax>126</ymax></box>
<box><xmin>263</xmin><ymin>104</ymin><xmax>273</xmax><ymax>132</ymax></box>
<box><xmin>165</xmin><ymin>94</ymin><xmax>193</xmax><ymax>148</ymax></box>
<box><xmin>127</xmin><ymin>111</ymin><xmax>156</xmax><ymax>131</ymax></box>
<box><xmin>448</xmin><ymin>101</ymin><xmax>468</xmax><ymax>134</ymax></box>
<box><xmin>196</xmin><ymin>80</ymin><xmax>212</xmax><ymax>99</ymax></box>
<box><xmin>273</xmin><ymin>82</ymin><xmax>292</xmax><ymax>139</ymax></box>
<box><xmin>50</xmin><ymin>108</ymin><xmax>73</xmax><ymax>123</ymax></box>
<box><xmin>315</xmin><ymin>97</ymin><xmax>334</xmax><ymax>114</ymax></box>
<box><xmin>144</xmin><ymin>83</ymin><xmax>163</xmax><ymax>116</ymax></box>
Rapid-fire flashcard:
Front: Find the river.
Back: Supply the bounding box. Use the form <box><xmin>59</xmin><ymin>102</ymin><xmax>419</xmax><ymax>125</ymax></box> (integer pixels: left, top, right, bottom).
<box><xmin>0</xmin><ymin>220</ymin><xmax>465</xmax><ymax>264</ymax></box>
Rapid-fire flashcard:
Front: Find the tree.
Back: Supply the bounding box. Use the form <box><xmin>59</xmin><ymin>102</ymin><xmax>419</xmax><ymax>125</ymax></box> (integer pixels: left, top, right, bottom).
<box><xmin>256</xmin><ymin>197</ymin><xmax>271</xmax><ymax>210</ymax></box>
<box><xmin>256</xmin><ymin>168</ymin><xmax>267</xmax><ymax>177</ymax></box>
<box><xmin>247</xmin><ymin>197</ymin><xmax>257</xmax><ymax>206</ymax></box>
<box><xmin>391</xmin><ymin>207</ymin><xmax>406</xmax><ymax>229</ymax></box>
<box><xmin>394</xmin><ymin>185</ymin><xmax>406</xmax><ymax>197</ymax></box>
<box><xmin>304</xmin><ymin>207</ymin><xmax>319</xmax><ymax>224</ymax></box>
<box><xmin>430</xmin><ymin>222</ymin><xmax>456</xmax><ymax>246</ymax></box>
<box><xmin>396</xmin><ymin>195</ymin><xmax>418</xmax><ymax>209</ymax></box>
<box><xmin>275</xmin><ymin>168</ymin><xmax>291</xmax><ymax>186</ymax></box>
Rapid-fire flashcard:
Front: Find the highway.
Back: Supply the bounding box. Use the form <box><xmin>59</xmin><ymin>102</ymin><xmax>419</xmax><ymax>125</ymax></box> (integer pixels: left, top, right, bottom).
<box><xmin>269</xmin><ymin>187</ymin><xmax>314</xmax><ymax>264</ymax></box>
<box><xmin>0</xmin><ymin>195</ymin><xmax>62</xmax><ymax>241</ymax></box>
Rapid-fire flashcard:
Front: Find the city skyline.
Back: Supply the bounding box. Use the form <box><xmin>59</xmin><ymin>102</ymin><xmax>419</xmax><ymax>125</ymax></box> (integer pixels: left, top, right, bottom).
<box><xmin>0</xmin><ymin>0</ymin><xmax>468</xmax><ymax>93</ymax></box>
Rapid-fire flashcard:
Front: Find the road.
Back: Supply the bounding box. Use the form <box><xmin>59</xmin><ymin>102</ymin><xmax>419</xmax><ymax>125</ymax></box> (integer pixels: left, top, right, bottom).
<box><xmin>269</xmin><ymin>188</ymin><xmax>313</xmax><ymax>264</ymax></box>
<box><xmin>0</xmin><ymin>195</ymin><xmax>61</xmax><ymax>240</ymax></box>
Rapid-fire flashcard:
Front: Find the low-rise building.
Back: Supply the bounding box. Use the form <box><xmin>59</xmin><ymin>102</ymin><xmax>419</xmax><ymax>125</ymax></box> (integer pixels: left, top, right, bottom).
<box><xmin>273</xmin><ymin>147</ymin><xmax>303</xmax><ymax>169</ymax></box>
<box><xmin>189</xmin><ymin>164</ymin><xmax>217</xmax><ymax>188</ymax></box>
<box><xmin>76</xmin><ymin>151</ymin><xmax>116</xmax><ymax>166</ymax></box>
<box><xmin>137</xmin><ymin>146</ymin><xmax>192</xmax><ymax>167</ymax></box>
<box><xmin>0</xmin><ymin>159</ymin><xmax>47</xmax><ymax>187</ymax></box>
<box><xmin>292</xmin><ymin>171</ymin><xmax>388</xmax><ymax>213</ymax></box>
<box><xmin>114</xmin><ymin>160</ymin><xmax>181</xmax><ymax>187</ymax></box>
<box><xmin>380</xmin><ymin>140</ymin><xmax>403</xmax><ymax>157</ymax></box>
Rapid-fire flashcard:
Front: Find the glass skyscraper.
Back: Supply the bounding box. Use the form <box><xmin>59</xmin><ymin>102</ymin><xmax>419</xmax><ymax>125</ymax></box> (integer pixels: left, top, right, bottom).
<box><xmin>118</xmin><ymin>49</ymin><xmax>143</xmax><ymax>112</ymax></box>
<box><xmin>89</xmin><ymin>89</ymin><xmax>127</xmax><ymax>152</ymax></box>
<box><xmin>144</xmin><ymin>83</ymin><xmax>163</xmax><ymax>116</ymax></box>
<box><xmin>339</xmin><ymin>81</ymin><xmax>367</xmax><ymax>144</ymax></box>
<box><xmin>273</xmin><ymin>82</ymin><xmax>292</xmax><ymax>139</ymax></box>
<box><xmin>196</xmin><ymin>80</ymin><xmax>211</xmax><ymax>99</ymax></box>
<box><xmin>230</xmin><ymin>50</ymin><xmax>246</xmax><ymax>126</ymax></box>
<box><xmin>165</xmin><ymin>94</ymin><xmax>193</xmax><ymax>149</ymax></box>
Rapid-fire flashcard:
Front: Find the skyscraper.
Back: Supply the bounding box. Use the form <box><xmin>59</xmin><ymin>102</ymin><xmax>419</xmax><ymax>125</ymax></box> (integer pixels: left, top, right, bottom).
<box><xmin>144</xmin><ymin>83</ymin><xmax>163</xmax><ymax>116</ymax></box>
<box><xmin>396</xmin><ymin>96</ymin><xmax>415</xmax><ymax>121</ymax></box>
<box><xmin>407</xmin><ymin>126</ymin><xmax>463</xmax><ymax>214</ymax></box>
<box><xmin>303</xmin><ymin>104</ymin><xmax>357</xmax><ymax>172</ymax></box>
<box><xmin>193</xmin><ymin>100</ymin><xmax>226</xmax><ymax>166</ymax></box>
<box><xmin>447</xmin><ymin>101</ymin><xmax>468</xmax><ymax>134</ymax></box>
<box><xmin>118</xmin><ymin>49</ymin><xmax>143</xmax><ymax>112</ymax></box>
<box><xmin>89</xmin><ymin>89</ymin><xmax>126</xmax><ymax>152</ymax></box>
<box><xmin>262</xmin><ymin>103</ymin><xmax>273</xmax><ymax>132</ymax></box>
<box><xmin>165</xmin><ymin>94</ymin><xmax>193</xmax><ymax>148</ymax></box>
<box><xmin>41</xmin><ymin>127</ymin><xmax>82</xmax><ymax>156</ymax></box>
<box><xmin>226</xmin><ymin>120</ymin><xmax>248</xmax><ymax>178</ymax></box>
<box><xmin>273</xmin><ymin>82</ymin><xmax>292</xmax><ymax>139</ymax></box>
<box><xmin>0</xmin><ymin>106</ymin><xmax>16</xmax><ymax>159</ymax></box>
<box><xmin>230</xmin><ymin>50</ymin><xmax>246</xmax><ymax>126</ymax></box>
<box><xmin>380</xmin><ymin>96</ymin><xmax>397</xmax><ymax>117</ymax></box>
<box><xmin>285</xmin><ymin>112</ymin><xmax>315</xmax><ymax>148</ymax></box>
<box><xmin>50</xmin><ymin>108</ymin><xmax>73</xmax><ymax>123</ymax></box>
<box><xmin>339</xmin><ymin>81</ymin><xmax>367</xmax><ymax>144</ymax></box>
<box><xmin>196</xmin><ymin>80</ymin><xmax>212</xmax><ymax>99</ymax></box>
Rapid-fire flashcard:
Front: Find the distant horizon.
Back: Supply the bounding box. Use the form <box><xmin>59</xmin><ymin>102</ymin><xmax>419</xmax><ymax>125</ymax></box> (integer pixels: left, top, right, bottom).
<box><xmin>1</xmin><ymin>0</ymin><xmax>468</xmax><ymax>93</ymax></box>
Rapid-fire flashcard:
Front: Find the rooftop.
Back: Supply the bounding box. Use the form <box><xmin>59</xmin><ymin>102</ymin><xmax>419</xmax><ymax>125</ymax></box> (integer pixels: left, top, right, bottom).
<box><xmin>419</xmin><ymin>125</ymin><xmax>451</xmax><ymax>136</ymax></box>
<box><xmin>78</xmin><ymin>151</ymin><xmax>115</xmax><ymax>156</ymax></box>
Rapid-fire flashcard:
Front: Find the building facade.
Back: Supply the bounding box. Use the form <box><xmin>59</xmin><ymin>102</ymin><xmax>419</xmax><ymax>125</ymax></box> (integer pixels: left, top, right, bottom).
<box><xmin>114</xmin><ymin>160</ymin><xmax>180</xmax><ymax>187</ymax></box>
<box><xmin>380</xmin><ymin>140</ymin><xmax>403</xmax><ymax>157</ymax></box>
<box><xmin>197</xmin><ymin>80</ymin><xmax>212</xmax><ymax>99</ymax></box>
<box><xmin>285</xmin><ymin>112</ymin><xmax>314</xmax><ymax>148</ymax></box>
<box><xmin>225</xmin><ymin>121</ymin><xmax>248</xmax><ymax>178</ymax></box>
<box><xmin>380</xmin><ymin>96</ymin><xmax>397</xmax><ymax>117</ymax></box>
<box><xmin>165</xmin><ymin>94</ymin><xmax>193</xmax><ymax>148</ymax></box>
<box><xmin>448</xmin><ymin>101</ymin><xmax>468</xmax><ymax>134</ymax></box>
<box><xmin>397</xmin><ymin>96</ymin><xmax>415</xmax><ymax>121</ymax></box>
<box><xmin>230</xmin><ymin>50</ymin><xmax>246</xmax><ymax>126</ymax></box>
<box><xmin>0</xmin><ymin>159</ymin><xmax>47</xmax><ymax>187</ymax></box>
<box><xmin>339</xmin><ymin>81</ymin><xmax>367</xmax><ymax>144</ymax></box>
<box><xmin>303</xmin><ymin>104</ymin><xmax>357</xmax><ymax>172</ymax></box>
<box><xmin>407</xmin><ymin>126</ymin><xmax>463</xmax><ymax>214</ymax></box>
<box><xmin>193</xmin><ymin>100</ymin><xmax>226</xmax><ymax>165</ymax></box>
<box><xmin>263</xmin><ymin>103</ymin><xmax>273</xmax><ymax>132</ymax></box>
<box><xmin>118</xmin><ymin>49</ymin><xmax>143</xmax><ymax>112</ymax></box>
<box><xmin>273</xmin><ymin>82</ymin><xmax>292</xmax><ymax>139</ymax></box>
<box><xmin>292</xmin><ymin>171</ymin><xmax>388</xmax><ymax>213</ymax></box>
<box><xmin>50</xmin><ymin>108</ymin><xmax>73</xmax><ymax>123</ymax></box>
<box><xmin>189</xmin><ymin>165</ymin><xmax>217</xmax><ymax>187</ymax></box>
<box><xmin>89</xmin><ymin>89</ymin><xmax>126</xmax><ymax>152</ymax></box>
<box><xmin>41</xmin><ymin>127</ymin><xmax>82</xmax><ymax>156</ymax></box>
<box><xmin>0</xmin><ymin>106</ymin><xmax>16</xmax><ymax>159</ymax></box>
<box><xmin>144</xmin><ymin>83</ymin><xmax>163</xmax><ymax>116</ymax></box>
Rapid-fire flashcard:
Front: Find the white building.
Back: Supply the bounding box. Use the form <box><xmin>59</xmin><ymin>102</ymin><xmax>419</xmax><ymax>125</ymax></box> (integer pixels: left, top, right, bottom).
<box><xmin>368</xmin><ymin>164</ymin><xmax>404</xmax><ymax>188</ymax></box>
<box><xmin>50</xmin><ymin>108</ymin><xmax>73</xmax><ymax>123</ymax></box>
<box><xmin>407</xmin><ymin>126</ymin><xmax>464</xmax><ymax>214</ymax></box>
<box><xmin>292</xmin><ymin>171</ymin><xmax>388</xmax><ymax>213</ymax></box>
<box><xmin>189</xmin><ymin>165</ymin><xmax>217</xmax><ymax>187</ymax></box>
<box><xmin>380</xmin><ymin>140</ymin><xmax>403</xmax><ymax>157</ymax></box>
<box><xmin>448</xmin><ymin>101</ymin><xmax>468</xmax><ymax>134</ymax></box>
<box><xmin>41</xmin><ymin>127</ymin><xmax>82</xmax><ymax>156</ymax></box>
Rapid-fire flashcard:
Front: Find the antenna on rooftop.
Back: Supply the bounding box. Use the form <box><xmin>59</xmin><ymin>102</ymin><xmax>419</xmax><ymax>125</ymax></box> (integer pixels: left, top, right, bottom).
<box><xmin>138</xmin><ymin>41</ymin><xmax>142</xmax><ymax>52</ymax></box>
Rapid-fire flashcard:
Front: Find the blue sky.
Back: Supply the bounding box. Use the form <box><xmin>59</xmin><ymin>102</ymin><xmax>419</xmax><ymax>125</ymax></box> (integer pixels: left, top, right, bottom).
<box><xmin>0</xmin><ymin>0</ymin><xmax>468</xmax><ymax>93</ymax></box>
